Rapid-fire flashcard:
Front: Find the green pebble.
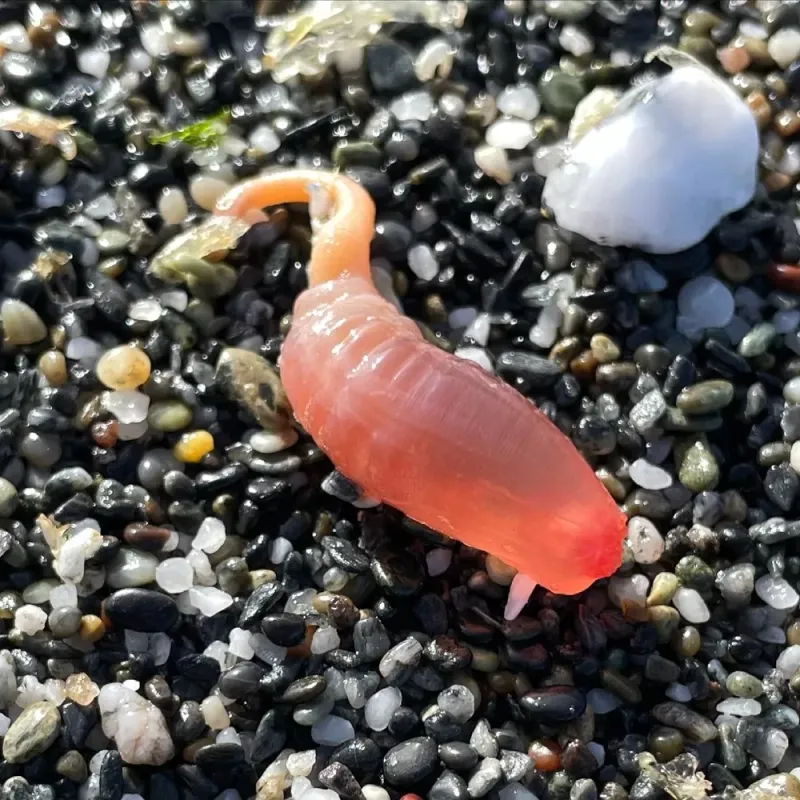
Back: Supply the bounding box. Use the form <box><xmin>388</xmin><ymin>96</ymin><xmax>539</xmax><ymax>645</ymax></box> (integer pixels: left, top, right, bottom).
<box><xmin>332</xmin><ymin>141</ymin><xmax>382</xmax><ymax>169</ymax></box>
<box><xmin>2</xmin><ymin>701</ymin><xmax>61</xmax><ymax>763</ymax></box>
<box><xmin>758</xmin><ymin>442</ymin><xmax>791</xmax><ymax>467</ymax></box>
<box><xmin>147</xmin><ymin>400</ymin><xmax>193</xmax><ymax>432</ymax></box>
<box><xmin>96</xmin><ymin>229</ymin><xmax>130</xmax><ymax>254</ymax></box>
<box><xmin>726</xmin><ymin>671</ymin><xmax>764</xmax><ymax>698</ymax></box>
<box><xmin>538</xmin><ymin>68</ymin><xmax>586</xmax><ymax>120</ymax></box>
<box><xmin>678</xmin><ymin>439</ymin><xmax>719</xmax><ymax>492</ymax></box>
<box><xmin>674</xmin><ymin>555</ymin><xmax>715</xmax><ymax>591</ymax></box>
<box><xmin>738</xmin><ymin>323</ymin><xmax>776</xmax><ymax>358</ymax></box>
<box><xmin>674</xmin><ymin>626</ymin><xmax>701</xmax><ymax>658</ymax></box>
<box><xmin>678</xmin><ymin>34</ymin><xmax>717</xmax><ymax>63</ymax></box>
<box><xmin>0</xmin><ymin>477</ymin><xmax>18</xmax><ymax>517</ymax></box>
<box><xmin>56</xmin><ymin>750</ymin><xmax>88</xmax><ymax>783</ymax></box>
<box><xmin>648</xmin><ymin>726</ymin><xmax>685</xmax><ymax>762</ymax></box>
<box><xmin>676</xmin><ymin>380</ymin><xmax>735</xmax><ymax>415</ymax></box>
<box><xmin>662</xmin><ymin>406</ymin><xmax>723</xmax><ymax>433</ymax></box>
<box><xmin>600</xmin><ymin>668</ymin><xmax>642</xmax><ymax>704</ymax></box>
<box><xmin>647</xmin><ymin>572</ymin><xmax>680</xmax><ymax>607</ymax></box>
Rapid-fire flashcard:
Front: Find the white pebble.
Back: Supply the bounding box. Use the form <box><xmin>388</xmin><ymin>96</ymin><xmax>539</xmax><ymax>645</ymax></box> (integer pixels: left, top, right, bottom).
<box><xmin>389</xmin><ymin>90</ymin><xmax>434</xmax><ymax>122</ymax></box>
<box><xmin>49</xmin><ymin>583</ymin><xmax>78</xmax><ymax>608</ymax></box>
<box><xmin>158</xmin><ymin>187</ymin><xmax>189</xmax><ymax>225</ymax></box>
<box><xmin>159</xmin><ymin>290</ymin><xmax>188</xmax><ymax>312</ymax></box>
<box><xmin>187</xmin><ymin>549</ymin><xmax>215</xmax><ymax>586</ymax></box>
<box><xmin>249</xmin><ymin>125</ymin><xmax>281</xmax><ymax>155</ymax></box>
<box><xmin>270</xmin><ymin>536</ymin><xmax>293</xmax><ymax>564</ymax></box>
<box><xmin>126</xmin><ymin>47</ymin><xmax>152</xmax><ymax>73</ymax></box>
<box><xmin>310</xmin><ymin>627</ymin><xmax>340</xmax><ymax>655</ymax></box>
<box><xmin>608</xmin><ymin>574</ymin><xmax>649</xmax><ymax>609</ymax></box>
<box><xmin>362</xmin><ymin>786</ymin><xmax>389</xmax><ymax>800</ymax></box>
<box><xmin>189</xmin><ymin>174</ymin><xmax>231</xmax><ymax>211</ymax></box>
<box><xmin>216</xmin><ymin>727</ymin><xmax>241</xmax><ymax>745</ymax></box>
<box><xmin>529</xmin><ymin>304</ymin><xmax>562</xmax><ymax>349</ymax></box>
<box><xmin>426</xmin><ymin>548</ymin><xmax>452</xmax><ymax>577</ymax></box>
<box><xmin>66</xmin><ymin>337</ymin><xmax>104</xmax><ymax>366</ymax></box>
<box><xmin>629</xmin><ymin>459</ymin><xmax>672</xmax><ymax>491</ymax></box>
<box><xmin>407</xmin><ymin>243</ymin><xmax>439</xmax><ymax>281</ymax></box>
<box><xmin>775</xmin><ymin>309</ymin><xmax>800</xmax><ymax>335</ymax></box>
<box><xmin>437</xmin><ymin>684</ymin><xmax>475</xmax><ymax>723</ymax></box>
<box><xmin>533</xmin><ymin>141</ymin><xmax>566</xmax><ymax>177</ymax></box>
<box><xmin>665</xmin><ymin>683</ymin><xmax>693</xmax><ymax>703</ymax></box>
<box><xmin>672</xmin><ymin>586</ymin><xmax>710</xmax><ymax>624</ymax></box>
<box><xmin>228</xmin><ymin>628</ymin><xmax>255</xmax><ymax>660</ymax></box>
<box><xmin>543</xmin><ymin>59</ymin><xmax>758</xmax><ymax>253</ymax></box>
<box><xmin>287</xmin><ymin>750</ymin><xmax>316</xmax><ymax>777</ymax></box>
<box><xmin>485</xmin><ymin>118</ymin><xmax>534</xmax><ymax>150</ymax></box>
<box><xmin>364</xmin><ymin>687</ymin><xmax>402</xmax><ymax>732</ymax></box>
<box><xmin>625</xmin><ymin>517</ymin><xmax>665</xmax><ymax>564</ymax></box>
<box><xmin>188</xmin><ymin>586</ymin><xmax>234</xmax><ymax>617</ymax></box>
<box><xmin>78</xmin><ymin>47</ymin><xmax>111</xmax><ymax>79</ymax></box>
<box><xmin>755</xmin><ymin>574</ymin><xmax>799</xmax><ymax>610</ymax></box>
<box><xmin>414</xmin><ymin>37</ymin><xmax>454</xmax><ymax>81</ymax></box>
<box><xmin>103</xmin><ymin>391</ymin><xmax>150</xmax><ymax>424</ymax></box>
<box><xmin>250</xmin><ymin>633</ymin><xmax>287</xmax><ymax>666</ymax></box>
<box><xmin>310</xmin><ymin>715</ymin><xmax>355</xmax><ymax>746</ymax></box>
<box><xmin>193</xmin><ymin>517</ymin><xmax>226</xmax><ymax>554</ymax></box>
<box><xmin>786</xmin><ymin>377</ymin><xmax>800</xmax><ymax>404</ymax></box>
<box><xmin>716</xmin><ymin>698</ymin><xmax>761</xmax><ymax>716</ymax></box>
<box><xmin>498</xmin><ymin>785</ymin><xmax>539</xmax><ymax>800</ymax></box>
<box><xmin>201</xmin><ymin>696</ymin><xmax>230</xmax><ymax>730</ymax></box>
<box><xmin>155</xmin><ymin>558</ymin><xmax>194</xmax><ymax>594</ymax></box>
<box><xmin>14</xmin><ymin>605</ymin><xmax>47</xmax><ymax>635</ymax></box>
<box><xmin>465</xmin><ymin>313</ymin><xmax>491</xmax><ymax>346</ymax></box>
<box><xmin>559</xmin><ymin>24</ymin><xmax>594</xmax><ymax>58</ymax></box>
<box><xmin>678</xmin><ymin>276</ymin><xmax>735</xmax><ymax>330</ymax></box>
<box><xmin>128</xmin><ymin>298</ymin><xmax>162</xmax><ymax>323</ymax></box>
<box><xmin>454</xmin><ymin>347</ymin><xmax>493</xmax><ymax>372</ymax></box>
<box><xmin>778</xmin><ymin>645</ymin><xmax>800</xmax><ymax>679</ymax></box>
<box><xmin>496</xmin><ymin>85</ymin><xmax>540</xmax><ymax>121</ymax></box>
<box><xmin>0</xmin><ymin>23</ymin><xmax>30</xmax><ymax>52</ymax></box>
<box><xmin>249</xmin><ymin>429</ymin><xmax>299</xmax><ymax>454</ymax></box>
<box><xmin>587</xmin><ymin>688</ymin><xmax>622</xmax><ymax>714</ymax></box>
<box><xmin>474</xmin><ymin>144</ymin><xmax>512</xmax><ymax>184</ymax></box>
<box><xmin>768</xmin><ymin>28</ymin><xmax>800</xmax><ymax>68</ymax></box>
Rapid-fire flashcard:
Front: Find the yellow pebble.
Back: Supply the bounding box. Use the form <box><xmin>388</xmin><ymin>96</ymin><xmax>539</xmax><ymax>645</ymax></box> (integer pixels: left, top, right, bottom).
<box><xmin>38</xmin><ymin>350</ymin><xmax>67</xmax><ymax>386</ymax></box>
<box><xmin>65</xmin><ymin>672</ymin><xmax>100</xmax><ymax>706</ymax></box>
<box><xmin>96</xmin><ymin>345</ymin><xmax>151</xmax><ymax>390</ymax></box>
<box><xmin>79</xmin><ymin>614</ymin><xmax>105</xmax><ymax>643</ymax></box>
<box><xmin>173</xmin><ymin>430</ymin><xmax>215</xmax><ymax>463</ymax></box>
<box><xmin>485</xmin><ymin>554</ymin><xmax>517</xmax><ymax>586</ymax></box>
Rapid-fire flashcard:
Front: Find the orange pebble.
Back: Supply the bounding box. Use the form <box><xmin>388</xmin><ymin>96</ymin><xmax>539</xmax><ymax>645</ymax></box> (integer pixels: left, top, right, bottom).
<box><xmin>528</xmin><ymin>739</ymin><xmax>562</xmax><ymax>772</ymax></box>
<box><xmin>173</xmin><ymin>430</ymin><xmax>215</xmax><ymax>463</ymax></box>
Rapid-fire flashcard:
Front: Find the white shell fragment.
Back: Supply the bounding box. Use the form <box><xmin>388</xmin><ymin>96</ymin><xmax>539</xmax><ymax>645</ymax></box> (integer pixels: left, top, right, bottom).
<box><xmin>543</xmin><ymin>51</ymin><xmax>759</xmax><ymax>254</ymax></box>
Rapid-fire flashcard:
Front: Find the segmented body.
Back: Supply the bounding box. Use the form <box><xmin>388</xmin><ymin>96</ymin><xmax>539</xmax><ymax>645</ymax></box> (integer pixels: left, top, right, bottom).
<box><xmin>216</xmin><ymin>170</ymin><xmax>626</xmax><ymax>599</ymax></box>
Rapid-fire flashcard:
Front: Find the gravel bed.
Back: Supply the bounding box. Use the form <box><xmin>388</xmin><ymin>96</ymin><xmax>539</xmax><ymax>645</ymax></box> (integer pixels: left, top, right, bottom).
<box><xmin>0</xmin><ymin>1</ymin><xmax>797</xmax><ymax>799</ymax></box>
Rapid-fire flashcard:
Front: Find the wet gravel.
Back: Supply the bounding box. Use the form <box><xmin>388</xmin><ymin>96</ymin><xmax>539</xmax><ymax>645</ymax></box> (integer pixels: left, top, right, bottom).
<box><xmin>0</xmin><ymin>1</ymin><xmax>797</xmax><ymax>799</ymax></box>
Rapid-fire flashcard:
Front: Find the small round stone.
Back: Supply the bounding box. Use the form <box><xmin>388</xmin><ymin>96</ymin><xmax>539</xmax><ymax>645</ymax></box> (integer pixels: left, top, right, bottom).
<box><xmin>38</xmin><ymin>350</ymin><xmax>68</xmax><ymax>385</ymax></box>
<box><xmin>173</xmin><ymin>430</ymin><xmax>215</xmax><ymax>463</ymax></box>
<box><xmin>147</xmin><ymin>400</ymin><xmax>193</xmax><ymax>432</ymax></box>
<box><xmin>96</xmin><ymin>346</ymin><xmax>151</xmax><ymax>390</ymax></box>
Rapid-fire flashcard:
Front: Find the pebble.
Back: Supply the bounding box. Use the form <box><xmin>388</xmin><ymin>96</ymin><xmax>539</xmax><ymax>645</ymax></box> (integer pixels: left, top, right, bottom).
<box><xmin>626</xmin><ymin>517</ymin><xmax>665</xmax><ymax>563</ymax></box>
<box><xmin>485</xmin><ymin>119</ymin><xmax>535</xmax><ymax>151</ymax></box>
<box><xmin>96</xmin><ymin>346</ymin><xmax>151</xmax><ymax>390</ymax></box>
<box><xmin>383</xmin><ymin>737</ymin><xmax>438</xmax><ymax>787</ymax></box>
<box><xmin>104</xmin><ymin>589</ymin><xmax>179</xmax><ymax>632</ymax></box>
<box><xmin>671</xmin><ymin>586</ymin><xmax>710</xmax><ymax>624</ymax></box>
<box><xmin>768</xmin><ymin>28</ymin><xmax>800</xmax><ymax>68</ymax></box>
<box><xmin>1</xmin><ymin>299</ymin><xmax>47</xmax><ymax>345</ymax></box>
<box><xmin>755</xmin><ymin>574</ymin><xmax>800</xmax><ymax>610</ymax></box>
<box><xmin>2</xmin><ymin>701</ymin><xmax>60</xmax><ymax>763</ymax></box>
<box><xmin>311</xmin><ymin>715</ymin><xmax>355</xmax><ymax>746</ymax></box>
<box><xmin>496</xmin><ymin>85</ymin><xmax>540</xmax><ymax>121</ymax></box>
<box><xmin>365</xmin><ymin>687</ymin><xmax>402</xmax><ymax>732</ymax></box>
<box><xmin>98</xmin><ymin>684</ymin><xmax>174</xmax><ymax>765</ymax></box>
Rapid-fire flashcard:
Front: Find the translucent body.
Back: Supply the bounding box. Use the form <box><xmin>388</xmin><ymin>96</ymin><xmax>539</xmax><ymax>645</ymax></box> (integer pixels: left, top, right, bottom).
<box><xmin>216</xmin><ymin>171</ymin><xmax>626</xmax><ymax>596</ymax></box>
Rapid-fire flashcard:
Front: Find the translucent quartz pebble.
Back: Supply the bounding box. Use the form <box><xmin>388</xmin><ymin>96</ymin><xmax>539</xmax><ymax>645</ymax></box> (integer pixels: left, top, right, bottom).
<box><xmin>98</xmin><ymin>684</ymin><xmax>174</xmax><ymax>765</ymax></box>
<box><xmin>543</xmin><ymin>51</ymin><xmax>758</xmax><ymax>253</ymax></box>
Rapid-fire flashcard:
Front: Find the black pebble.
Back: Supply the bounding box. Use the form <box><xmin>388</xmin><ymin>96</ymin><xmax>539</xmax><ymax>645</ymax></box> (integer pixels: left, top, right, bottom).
<box><xmin>104</xmin><ymin>589</ymin><xmax>178</xmax><ymax>633</ymax></box>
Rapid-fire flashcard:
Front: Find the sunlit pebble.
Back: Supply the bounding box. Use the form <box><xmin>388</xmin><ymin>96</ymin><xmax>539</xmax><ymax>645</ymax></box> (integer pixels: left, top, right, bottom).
<box><xmin>103</xmin><ymin>391</ymin><xmax>150</xmax><ymax>425</ymax></box>
<box><xmin>465</xmin><ymin>314</ymin><xmax>491</xmax><ymax>347</ymax></box>
<box><xmin>474</xmin><ymin>144</ymin><xmax>512</xmax><ymax>184</ymax></box>
<box><xmin>439</xmin><ymin>93</ymin><xmax>466</xmax><ymax>118</ymax></box>
<box><xmin>249</xmin><ymin>429</ymin><xmax>299</xmax><ymax>454</ymax></box>
<box><xmin>190</xmin><ymin>586</ymin><xmax>234</xmax><ymax>617</ymax></box>
<box><xmin>270</xmin><ymin>537</ymin><xmax>293</xmax><ymax>564</ymax></box>
<box><xmin>96</xmin><ymin>345</ymin><xmax>151</xmax><ymax>390</ymax></box>
<box><xmin>414</xmin><ymin>37</ymin><xmax>454</xmax><ymax>81</ymax></box>
<box><xmin>65</xmin><ymin>336</ymin><xmax>104</xmax><ymax>366</ymax></box>
<box><xmin>0</xmin><ymin>22</ymin><xmax>30</xmax><ymax>52</ymax></box>
<box><xmin>333</xmin><ymin>45</ymin><xmax>364</xmax><ymax>72</ymax></box>
<box><xmin>189</xmin><ymin>174</ymin><xmax>232</xmax><ymax>211</ymax></box>
<box><xmin>629</xmin><ymin>458</ymin><xmax>672</xmax><ymax>490</ymax></box>
<box><xmin>193</xmin><ymin>517</ymin><xmax>226</xmax><ymax>554</ymax></box>
<box><xmin>485</xmin><ymin>118</ymin><xmax>534</xmax><ymax>150</ymax></box>
<box><xmin>158</xmin><ymin>186</ymin><xmax>189</xmax><ymax>226</ymax></box>
<box><xmin>128</xmin><ymin>298</ymin><xmax>162</xmax><ymax>323</ymax></box>
<box><xmin>496</xmin><ymin>84</ymin><xmax>541</xmax><ymax>121</ymax></box>
<box><xmin>533</xmin><ymin>142</ymin><xmax>567</xmax><ymax>177</ymax></box>
<box><xmin>222</xmin><ymin>135</ymin><xmax>248</xmax><ymax>157</ymax></box>
<box><xmin>78</xmin><ymin>46</ymin><xmax>111</xmax><ymax>79</ymax></box>
<box><xmin>454</xmin><ymin>347</ymin><xmax>493</xmax><ymax>373</ymax></box>
<box><xmin>159</xmin><ymin>289</ymin><xmax>188</xmax><ymax>312</ymax></box>
<box><xmin>50</xmin><ymin>583</ymin><xmax>78</xmax><ymax>608</ymax></box>
<box><xmin>389</xmin><ymin>90</ymin><xmax>434</xmax><ymax>123</ymax></box>
<box><xmin>249</xmin><ymin>125</ymin><xmax>281</xmax><ymax>155</ymax></box>
<box><xmin>407</xmin><ymin>243</ymin><xmax>439</xmax><ymax>281</ymax></box>
<box><xmin>126</xmin><ymin>46</ymin><xmax>152</xmax><ymax>72</ymax></box>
